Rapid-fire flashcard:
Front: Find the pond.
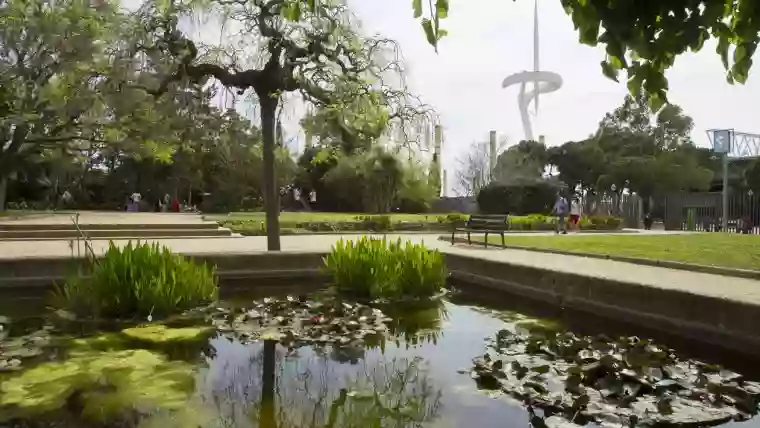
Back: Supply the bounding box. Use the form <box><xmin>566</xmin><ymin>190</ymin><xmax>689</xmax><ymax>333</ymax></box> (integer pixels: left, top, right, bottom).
<box><xmin>1</xmin><ymin>285</ymin><xmax>760</xmax><ymax>427</ymax></box>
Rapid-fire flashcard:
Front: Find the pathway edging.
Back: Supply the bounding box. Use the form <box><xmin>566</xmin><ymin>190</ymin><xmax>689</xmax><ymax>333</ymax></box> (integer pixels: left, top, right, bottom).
<box><xmin>440</xmin><ymin>235</ymin><xmax>760</xmax><ymax>281</ymax></box>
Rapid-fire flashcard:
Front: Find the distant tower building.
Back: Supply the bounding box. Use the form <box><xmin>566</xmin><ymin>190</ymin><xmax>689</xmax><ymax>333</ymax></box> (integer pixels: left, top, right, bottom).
<box><xmin>489</xmin><ymin>130</ymin><xmax>497</xmax><ymax>174</ymax></box>
<box><xmin>429</xmin><ymin>125</ymin><xmax>443</xmax><ymax>197</ymax></box>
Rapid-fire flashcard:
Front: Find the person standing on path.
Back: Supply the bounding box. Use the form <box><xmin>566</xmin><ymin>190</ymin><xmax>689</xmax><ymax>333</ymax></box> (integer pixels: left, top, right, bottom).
<box><xmin>129</xmin><ymin>192</ymin><xmax>141</xmax><ymax>212</ymax></box>
<box><xmin>569</xmin><ymin>197</ymin><xmax>581</xmax><ymax>231</ymax></box>
<box><xmin>552</xmin><ymin>192</ymin><xmax>569</xmax><ymax>234</ymax></box>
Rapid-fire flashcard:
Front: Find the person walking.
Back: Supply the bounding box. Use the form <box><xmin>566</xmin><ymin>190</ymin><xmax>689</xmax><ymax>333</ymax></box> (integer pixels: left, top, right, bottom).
<box><xmin>569</xmin><ymin>197</ymin><xmax>581</xmax><ymax>231</ymax></box>
<box><xmin>552</xmin><ymin>192</ymin><xmax>569</xmax><ymax>234</ymax></box>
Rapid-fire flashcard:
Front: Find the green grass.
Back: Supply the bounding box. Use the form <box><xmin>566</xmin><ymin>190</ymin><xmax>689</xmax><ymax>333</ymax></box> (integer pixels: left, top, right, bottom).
<box><xmin>480</xmin><ymin>233</ymin><xmax>760</xmax><ymax>271</ymax></box>
<box><xmin>204</xmin><ymin>212</ymin><xmax>454</xmax><ymax>223</ymax></box>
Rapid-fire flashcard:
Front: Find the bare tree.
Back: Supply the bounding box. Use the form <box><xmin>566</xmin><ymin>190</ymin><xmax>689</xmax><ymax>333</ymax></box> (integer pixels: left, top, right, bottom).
<box><xmin>455</xmin><ymin>142</ymin><xmax>490</xmax><ymax>196</ymax></box>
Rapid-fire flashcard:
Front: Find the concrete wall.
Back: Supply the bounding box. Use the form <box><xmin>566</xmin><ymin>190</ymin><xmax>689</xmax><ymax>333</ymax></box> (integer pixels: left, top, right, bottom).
<box><xmin>4</xmin><ymin>250</ymin><xmax>760</xmax><ymax>359</ymax></box>
<box><xmin>445</xmin><ymin>253</ymin><xmax>760</xmax><ymax>357</ymax></box>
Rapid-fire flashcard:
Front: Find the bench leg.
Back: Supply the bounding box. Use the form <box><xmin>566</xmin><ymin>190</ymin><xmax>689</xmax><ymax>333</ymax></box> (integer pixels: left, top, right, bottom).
<box><xmin>467</xmin><ymin>232</ymin><xmax>471</xmax><ymax>245</ymax></box>
<box><xmin>451</xmin><ymin>231</ymin><xmax>455</xmax><ymax>244</ymax></box>
<box><xmin>501</xmin><ymin>233</ymin><xmax>505</xmax><ymax>246</ymax></box>
<box><xmin>484</xmin><ymin>232</ymin><xmax>488</xmax><ymax>248</ymax></box>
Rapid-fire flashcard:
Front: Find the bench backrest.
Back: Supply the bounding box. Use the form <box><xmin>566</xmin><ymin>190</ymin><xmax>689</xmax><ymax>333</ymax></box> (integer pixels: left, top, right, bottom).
<box><xmin>466</xmin><ymin>214</ymin><xmax>509</xmax><ymax>230</ymax></box>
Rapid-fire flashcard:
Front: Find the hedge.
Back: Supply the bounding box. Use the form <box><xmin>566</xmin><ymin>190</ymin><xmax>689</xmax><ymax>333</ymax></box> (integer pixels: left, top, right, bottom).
<box><xmin>219</xmin><ymin>214</ymin><xmax>623</xmax><ymax>235</ymax></box>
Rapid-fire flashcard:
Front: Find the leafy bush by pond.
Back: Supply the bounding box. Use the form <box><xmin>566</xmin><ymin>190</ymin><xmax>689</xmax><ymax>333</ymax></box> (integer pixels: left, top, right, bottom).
<box><xmin>52</xmin><ymin>242</ymin><xmax>218</xmax><ymax>319</ymax></box>
<box><xmin>508</xmin><ymin>214</ymin><xmax>623</xmax><ymax>231</ymax></box>
<box><xmin>219</xmin><ymin>213</ymin><xmax>622</xmax><ymax>235</ymax></box>
<box><xmin>323</xmin><ymin>237</ymin><xmax>446</xmax><ymax>300</ymax></box>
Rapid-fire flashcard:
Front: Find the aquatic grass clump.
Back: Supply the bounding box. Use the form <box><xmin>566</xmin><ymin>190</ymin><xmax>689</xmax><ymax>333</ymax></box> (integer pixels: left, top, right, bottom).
<box><xmin>323</xmin><ymin>237</ymin><xmax>446</xmax><ymax>300</ymax></box>
<box><xmin>52</xmin><ymin>241</ymin><xmax>218</xmax><ymax>319</ymax></box>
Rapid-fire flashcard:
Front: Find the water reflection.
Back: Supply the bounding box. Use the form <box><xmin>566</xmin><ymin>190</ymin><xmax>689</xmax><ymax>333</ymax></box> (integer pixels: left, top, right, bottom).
<box><xmin>194</xmin><ymin>298</ymin><xmax>450</xmax><ymax>427</ymax></box>
<box><xmin>196</xmin><ymin>339</ymin><xmax>442</xmax><ymax>427</ymax></box>
<box><xmin>7</xmin><ymin>290</ymin><xmax>760</xmax><ymax>428</ymax></box>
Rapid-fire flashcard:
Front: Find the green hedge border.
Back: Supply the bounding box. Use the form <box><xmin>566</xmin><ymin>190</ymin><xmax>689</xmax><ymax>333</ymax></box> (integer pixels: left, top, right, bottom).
<box><xmin>219</xmin><ymin>214</ymin><xmax>625</xmax><ymax>236</ymax></box>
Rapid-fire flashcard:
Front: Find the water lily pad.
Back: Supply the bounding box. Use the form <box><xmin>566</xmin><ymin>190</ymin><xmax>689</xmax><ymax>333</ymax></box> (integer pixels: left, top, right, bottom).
<box><xmin>208</xmin><ymin>294</ymin><xmax>393</xmax><ymax>349</ymax></box>
<box><xmin>121</xmin><ymin>324</ymin><xmax>213</xmax><ymax>344</ymax></box>
<box><xmin>471</xmin><ymin>327</ymin><xmax>760</xmax><ymax>426</ymax></box>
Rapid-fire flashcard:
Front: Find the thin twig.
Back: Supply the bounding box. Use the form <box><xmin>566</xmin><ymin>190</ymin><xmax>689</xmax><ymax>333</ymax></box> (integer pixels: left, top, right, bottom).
<box><xmin>70</xmin><ymin>213</ymin><xmax>100</xmax><ymax>267</ymax></box>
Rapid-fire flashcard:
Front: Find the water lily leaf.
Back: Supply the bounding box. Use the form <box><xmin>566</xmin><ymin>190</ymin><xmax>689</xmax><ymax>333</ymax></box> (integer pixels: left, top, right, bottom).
<box><xmin>656</xmin><ymin>395</ymin><xmax>674</xmax><ymax>414</ymax></box>
<box><xmin>654</xmin><ymin>379</ymin><xmax>680</xmax><ymax>392</ymax></box>
<box><xmin>121</xmin><ymin>325</ymin><xmax>212</xmax><ymax>343</ymax></box>
<box><xmin>345</xmin><ymin>389</ymin><xmax>375</xmax><ymax>400</ymax></box>
<box><xmin>571</xmin><ymin>393</ymin><xmax>590</xmax><ymax>411</ymax></box>
<box><xmin>719</xmin><ymin>369</ymin><xmax>742</xmax><ymax>382</ymax></box>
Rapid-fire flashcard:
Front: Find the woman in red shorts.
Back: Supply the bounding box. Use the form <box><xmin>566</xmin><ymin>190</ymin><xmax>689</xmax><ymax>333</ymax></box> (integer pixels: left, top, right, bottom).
<box><xmin>569</xmin><ymin>197</ymin><xmax>581</xmax><ymax>230</ymax></box>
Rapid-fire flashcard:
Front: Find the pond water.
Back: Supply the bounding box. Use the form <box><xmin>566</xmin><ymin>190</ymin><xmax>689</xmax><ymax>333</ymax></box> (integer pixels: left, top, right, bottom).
<box><xmin>1</xmin><ymin>287</ymin><xmax>760</xmax><ymax>427</ymax></box>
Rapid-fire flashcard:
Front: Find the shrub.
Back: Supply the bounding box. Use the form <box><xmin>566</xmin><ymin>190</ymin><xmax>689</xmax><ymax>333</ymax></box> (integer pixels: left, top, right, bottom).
<box><xmin>323</xmin><ymin>238</ymin><xmax>395</xmax><ymax>298</ymax></box>
<box><xmin>358</xmin><ymin>215</ymin><xmax>392</xmax><ymax>231</ymax></box>
<box><xmin>477</xmin><ymin>181</ymin><xmax>557</xmax><ymax>215</ymax></box>
<box><xmin>53</xmin><ymin>242</ymin><xmax>218</xmax><ymax>319</ymax></box>
<box><xmin>391</xmin><ymin>240</ymin><xmax>447</xmax><ymax>298</ymax></box>
<box><xmin>323</xmin><ymin>237</ymin><xmax>446</xmax><ymax>300</ymax></box>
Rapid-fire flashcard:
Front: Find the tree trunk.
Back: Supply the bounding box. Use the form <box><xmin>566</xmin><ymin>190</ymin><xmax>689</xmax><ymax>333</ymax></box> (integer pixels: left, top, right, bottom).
<box><xmin>259</xmin><ymin>339</ymin><xmax>277</xmax><ymax>428</ymax></box>
<box><xmin>260</xmin><ymin>98</ymin><xmax>281</xmax><ymax>251</ymax></box>
<box><xmin>0</xmin><ymin>174</ymin><xmax>7</xmax><ymax>212</ymax></box>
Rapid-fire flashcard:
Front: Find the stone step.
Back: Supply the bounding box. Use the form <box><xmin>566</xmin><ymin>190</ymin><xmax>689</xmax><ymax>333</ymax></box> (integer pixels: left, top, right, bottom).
<box><xmin>0</xmin><ymin>222</ymin><xmax>220</xmax><ymax>231</ymax></box>
<box><xmin>0</xmin><ymin>228</ymin><xmax>233</xmax><ymax>240</ymax></box>
<box><xmin>0</xmin><ymin>251</ymin><xmax>324</xmax><ymax>282</ymax></box>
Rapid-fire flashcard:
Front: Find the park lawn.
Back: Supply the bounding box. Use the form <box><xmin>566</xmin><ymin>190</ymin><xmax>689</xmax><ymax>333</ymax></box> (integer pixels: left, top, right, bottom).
<box><xmin>479</xmin><ymin>233</ymin><xmax>760</xmax><ymax>271</ymax></box>
<box><xmin>205</xmin><ymin>212</ymin><xmax>456</xmax><ymax>223</ymax></box>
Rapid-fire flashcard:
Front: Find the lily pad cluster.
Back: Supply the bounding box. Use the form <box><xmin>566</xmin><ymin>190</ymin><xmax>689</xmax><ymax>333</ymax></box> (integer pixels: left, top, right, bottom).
<box><xmin>471</xmin><ymin>328</ymin><xmax>760</xmax><ymax>426</ymax></box>
<box><xmin>0</xmin><ymin>318</ymin><xmax>53</xmax><ymax>373</ymax></box>
<box><xmin>207</xmin><ymin>295</ymin><xmax>392</xmax><ymax>348</ymax></box>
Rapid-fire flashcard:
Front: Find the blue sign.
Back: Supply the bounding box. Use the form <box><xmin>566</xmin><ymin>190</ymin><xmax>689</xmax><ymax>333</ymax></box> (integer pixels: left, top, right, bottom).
<box><xmin>713</xmin><ymin>129</ymin><xmax>731</xmax><ymax>153</ymax></box>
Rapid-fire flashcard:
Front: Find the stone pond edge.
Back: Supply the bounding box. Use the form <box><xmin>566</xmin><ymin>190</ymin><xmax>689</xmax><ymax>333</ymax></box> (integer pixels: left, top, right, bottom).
<box><xmin>2</xmin><ymin>250</ymin><xmax>760</xmax><ymax>357</ymax></box>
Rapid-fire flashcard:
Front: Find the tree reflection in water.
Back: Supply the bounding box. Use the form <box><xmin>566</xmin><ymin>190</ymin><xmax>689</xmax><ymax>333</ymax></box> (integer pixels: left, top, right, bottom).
<box><xmin>195</xmin><ymin>299</ymin><xmax>449</xmax><ymax>427</ymax></box>
<box><xmin>196</xmin><ymin>341</ymin><xmax>442</xmax><ymax>427</ymax></box>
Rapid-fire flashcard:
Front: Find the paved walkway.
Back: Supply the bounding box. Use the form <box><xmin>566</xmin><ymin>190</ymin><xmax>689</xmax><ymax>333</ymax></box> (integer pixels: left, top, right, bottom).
<box><xmin>0</xmin><ymin>211</ymin><xmax>211</xmax><ymax>225</ymax></box>
<box><xmin>1</xmin><ymin>232</ymin><xmax>759</xmax><ymax>306</ymax></box>
<box><xmin>0</xmin><ymin>210</ymin><xmax>755</xmax><ymax>305</ymax></box>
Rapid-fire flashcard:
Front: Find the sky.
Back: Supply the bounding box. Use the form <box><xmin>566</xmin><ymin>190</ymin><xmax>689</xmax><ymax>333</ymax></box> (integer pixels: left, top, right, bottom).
<box><xmin>344</xmin><ymin>0</ymin><xmax>760</xmax><ymax>189</ymax></box>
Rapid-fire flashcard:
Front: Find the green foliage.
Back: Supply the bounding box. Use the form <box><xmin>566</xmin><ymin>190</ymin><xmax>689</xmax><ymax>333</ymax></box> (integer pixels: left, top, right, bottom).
<box><xmin>506</xmin><ymin>215</ymin><xmax>623</xmax><ymax>231</ymax></box>
<box><xmin>477</xmin><ymin>181</ymin><xmax>558</xmax><ymax>215</ymax></box>
<box><xmin>492</xmin><ymin>140</ymin><xmax>548</xmax><ymax>185</ymax></box>
<box><xmin>323</xmin><ymin>237</ymin><xmax>446</xmax><ymax>300</ymax></box>
<box><xmin>53</xmin><ymin>242</ymin><xmax>218</xmax><ymax>319</ymax></box>
<box><xmin>416</xmin><ymin>0</ymin><xmax>759</xmax><ymax>105</ymax></box>
<box><xmin>356</xmin><ymin>215</ymin><xmax>393</xmax><ymax>231</ymax></box>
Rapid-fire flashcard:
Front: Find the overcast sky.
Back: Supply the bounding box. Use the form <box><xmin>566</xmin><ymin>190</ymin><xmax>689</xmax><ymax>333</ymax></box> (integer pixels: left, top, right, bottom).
<box><xmin>346</xmin><ymin>0</ymin><xmax>760</xmax><ymax>178</ymax></box>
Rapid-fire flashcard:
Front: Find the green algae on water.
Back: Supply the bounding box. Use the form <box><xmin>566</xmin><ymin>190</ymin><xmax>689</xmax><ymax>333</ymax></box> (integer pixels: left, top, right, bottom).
<box><xmin>0</xmin><ymin>347</ymin><xmax>196</xmax><ymax>422</ymax></box>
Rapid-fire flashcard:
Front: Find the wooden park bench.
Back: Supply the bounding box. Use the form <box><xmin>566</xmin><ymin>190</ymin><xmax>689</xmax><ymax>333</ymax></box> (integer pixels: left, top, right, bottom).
<box><xmin>451</xmin><ymin>214</ymin><xmax>510</xmax><ymax>247</ymax></box>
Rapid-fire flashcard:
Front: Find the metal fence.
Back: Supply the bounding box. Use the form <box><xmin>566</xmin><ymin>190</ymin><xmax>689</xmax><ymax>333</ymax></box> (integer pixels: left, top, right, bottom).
<box><xmin>580</xmin><ymin>193</ymin><xmax>641</xmax><ymax>229</ymax></box>
<box><xmin>663</xmin><ymin>192</ymin><xmax>760</xmax><ymax>234</ymax></box>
